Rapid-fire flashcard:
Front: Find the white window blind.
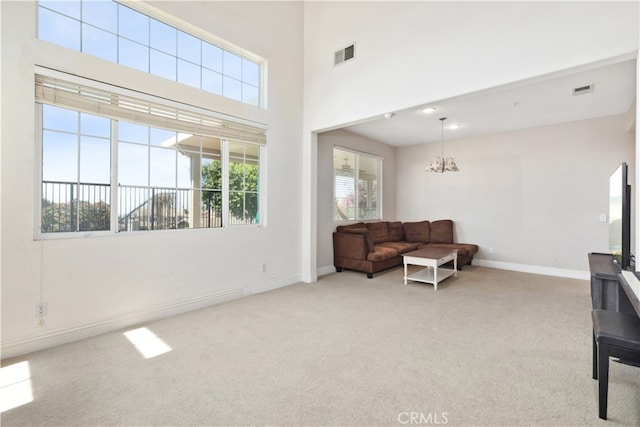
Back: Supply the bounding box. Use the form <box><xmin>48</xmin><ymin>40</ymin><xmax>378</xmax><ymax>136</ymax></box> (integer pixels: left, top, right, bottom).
<box><xmin>333</xmin><ymin>147</ymin><xmax>382</xmax><ymax>221</ymax></box>
<box><xmin>35</xmin><ymin>74</ymin><xmax>266</xmax><ymax>145</ymax></box>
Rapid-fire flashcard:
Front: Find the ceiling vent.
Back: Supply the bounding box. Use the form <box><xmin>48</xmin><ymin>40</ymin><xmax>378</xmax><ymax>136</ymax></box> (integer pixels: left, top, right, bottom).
<box><xmin>573</xmin><ymin>84</ymin><xmax>594</xmax><ymax>96</ymax></box>
<box><xmin>334</xmin><ymin>44</ymin><xmax>355</xmax><ymax>66</ymax></box>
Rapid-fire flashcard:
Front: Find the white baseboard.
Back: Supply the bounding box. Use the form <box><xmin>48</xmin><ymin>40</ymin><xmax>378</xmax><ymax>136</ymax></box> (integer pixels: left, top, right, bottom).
<box><xmin>1</xmin><ymin>274</ymin><xmax>301</xmax><ymax>360</ymax></box>
<box><xmin>317</xmin><ymin>261</ymin><xmax>589</xmax><ymax>281</ymax></box>
<box><xmin>300</xmin><ymin>274</ymin><xmax>317</xmax><ymax>283</ymax></box>
<box><xmin>317</xmin><ymin>265</ymin><xmax>338</xmax><ymax>277</ymax></box>
<box><xmin>472</xmin><ymin>259</ymin><xmax>590</xmax><ymax>280</ymax></box>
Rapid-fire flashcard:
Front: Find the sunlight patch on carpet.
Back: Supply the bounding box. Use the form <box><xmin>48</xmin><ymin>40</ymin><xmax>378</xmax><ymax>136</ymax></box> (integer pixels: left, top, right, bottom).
<box><xmin>124</xmin><ymin>327</ymin><xmax>172</xmax><ymax>359</ymax></box>
<box><xmin>0</xmin><ymin>361</ymin><xmax>33</xmax><ymax>412</ymax></box>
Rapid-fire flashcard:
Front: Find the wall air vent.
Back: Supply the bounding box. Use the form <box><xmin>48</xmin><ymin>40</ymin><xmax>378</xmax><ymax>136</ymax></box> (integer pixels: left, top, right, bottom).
<box><xmin>573</xmin><ymin>84</ymin><xmax>594</xmax><ymax>96</ymax></box>
<box><xmin>334</xmin><ymin>43</ymin><xmax>355</xmax><ymax>66</ymax></box>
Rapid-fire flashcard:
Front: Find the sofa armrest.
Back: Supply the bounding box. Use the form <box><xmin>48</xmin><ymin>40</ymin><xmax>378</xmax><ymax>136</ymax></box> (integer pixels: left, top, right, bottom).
<box><xmin>333</xmin><ymin>231</ymin><xmax>372</xmax><ymax>260</ymax></box>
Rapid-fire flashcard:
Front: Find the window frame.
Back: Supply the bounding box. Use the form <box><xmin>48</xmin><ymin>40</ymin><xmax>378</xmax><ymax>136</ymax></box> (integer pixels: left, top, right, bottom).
<box><xmin>333</xmin><ymin>146</ymin><xmax>383</xmax><ymax>223</ymax></box>
<box><xmin>36</xmin><ymin>0</ymin><xmax>264</xmax><ymax>108</ymax></box>
<box><xmin>34</xmin><ymin>72</ymin><xmax>266</xmax><ymax>240</ymax></box>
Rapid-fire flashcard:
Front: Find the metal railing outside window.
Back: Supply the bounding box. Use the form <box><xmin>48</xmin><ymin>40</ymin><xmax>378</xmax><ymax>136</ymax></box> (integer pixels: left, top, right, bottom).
<box><xmin>41</xmin><ymin>181</ymin><xmax>110</xmax><ymax>232</ymax></box>
<box><xmin>41</xmin><ymin>181</ymin><xmax>232</xmax><ymax>233</ymax></box>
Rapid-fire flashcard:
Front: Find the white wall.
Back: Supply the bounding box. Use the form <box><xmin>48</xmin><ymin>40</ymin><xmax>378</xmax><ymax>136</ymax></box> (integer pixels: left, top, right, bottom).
<box><xmin>303</xmin><ymin>1</ymin><xmax>639</xmax><ymax>132</ymax></box>
<box><xmin>1</xmin><ymin>1</ymin><xmax>303</xmax><ymax>358</ymax></box>
<box><xmin>396</xmin><ymin>115</ymin><xmax>635</xmax><ymax>276</ymax></box>
<box><xmin>316</xmin><ymin>130</ymin><xmax>397</xmax><ymax>272</ymax></box>
<box><xmin>302</xmin><ymin>1</ymin><xmax>639</xmax><ymax>281</ymax></box>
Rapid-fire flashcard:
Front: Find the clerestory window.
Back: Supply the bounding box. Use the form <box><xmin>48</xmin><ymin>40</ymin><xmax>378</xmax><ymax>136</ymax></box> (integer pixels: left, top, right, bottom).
<box><xmin>37</xmin><ymin>0</ymin><xmax>262</xmax><ymax>106</ymax></box>
<box><xmin>333</xmin><ymin>147</ymin><xmax>382</xmax><ymax>221</ymax></box>
<box><xmin>36</xmin><ymin>73</ymin><xmax>265</xmax><ymax>236</ymax></box>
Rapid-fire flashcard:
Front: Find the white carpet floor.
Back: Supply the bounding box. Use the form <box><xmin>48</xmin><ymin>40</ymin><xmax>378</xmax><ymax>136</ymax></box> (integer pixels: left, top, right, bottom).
<box><xmin>2</xmin><ymin>265</ymin><xmax>639</xmax><ymax>426</ymax></box>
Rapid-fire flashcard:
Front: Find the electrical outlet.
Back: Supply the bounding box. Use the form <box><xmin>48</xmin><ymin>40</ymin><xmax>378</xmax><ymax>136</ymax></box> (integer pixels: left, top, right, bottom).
<box><xmin>36</xmin><ymin>302</ymin><xmax>47</xmax><ymax>317</ymax></box>
<box><xmin>261</xmin><ymin>263</ymin><xmax>267</xmax><ymax>273</ymax></box>
<box><xmin>489</xmin><ymin>247</ymin><xmax>494</xmax><ymax>254</ymax></box>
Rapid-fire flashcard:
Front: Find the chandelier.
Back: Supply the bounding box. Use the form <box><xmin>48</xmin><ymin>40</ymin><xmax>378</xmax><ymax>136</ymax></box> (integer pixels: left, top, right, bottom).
<box><xmin>426</xmin><ymin>117</ymin><xmax>459</xmax><ymax>173</ymax></box>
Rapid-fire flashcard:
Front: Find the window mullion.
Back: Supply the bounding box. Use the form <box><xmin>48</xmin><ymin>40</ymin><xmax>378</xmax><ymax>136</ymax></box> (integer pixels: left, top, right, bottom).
<box><xmin>258</xmin><ymin>145</ymin><xmax>265</xmax><ymax>226</ymax></box>
<box><xmin>354</xmin><ymin>156</ymin><xmax>360</xmax><ymax>220</ymax></box>
<box><xmin>146</xmin><ymin>128</ymin><xmax>152</xmax><ymax>230</ymax></box>
<box><xmin>242</xmin><ymin>148</ymin><xmax>247</xmax><ymax>223</ymax></box>
<box><xmin>75</xmin><ymin>113</ymin><xmax>81</xmax><ymax>232</ymax></box>
<box><xmin>221</xmin><ymin>139</ymin><xmax>229</xmax><ymax>227</ymax></box>
<box><xmin>110</xmin><ymin>119</ymin><xmax>119</xmax><ymax>233</ymax></box>
<box><xmin>378</xmin><ymin>162</ymin><xmax>382</xmax><ymax>219</ymax></box>
<box><xmin>174</xmin><ymin>142</ymin><xmax>178</xmax><ymax>230</ymax></box>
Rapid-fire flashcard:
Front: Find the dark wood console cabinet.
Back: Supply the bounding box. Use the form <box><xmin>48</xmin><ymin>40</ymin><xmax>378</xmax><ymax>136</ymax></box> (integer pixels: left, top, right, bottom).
<box><xmin>588</xmin><ymin>252</ymin><xmax>639</xmax><ymax>316</ymax></box>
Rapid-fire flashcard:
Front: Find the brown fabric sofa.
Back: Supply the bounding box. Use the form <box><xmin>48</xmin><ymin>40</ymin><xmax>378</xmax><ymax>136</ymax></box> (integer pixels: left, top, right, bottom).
<box><xmin>333</xmin><ymin>219</ymin><xmax>478</xmax><ymax>278</ymax></box>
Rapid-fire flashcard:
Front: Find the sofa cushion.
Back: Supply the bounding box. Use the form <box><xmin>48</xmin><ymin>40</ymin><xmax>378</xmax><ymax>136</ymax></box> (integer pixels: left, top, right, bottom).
<box><xmin>367</xmin><ymin>245</ymin><xmax>399</xmax><ymax>262</ymax></box>
<box><xmin>430</xmin><ymin>220</ymin><xmax>453</xmax><ymax>244</ymax></box>
<box><xmin>456</xmin><ymin>243</ymin><xmax>479</xmax><ymax>256</ymax></box>
<box><xmin>378</xmin><ymin>241</ymin><xmax>420</xmax><ymax>254</ymax></box>
<box><xmin>387</xmin><ymin>221</ymin><xmax>404</xmax><ymax>241</ymax></box>
<box><xmin>341</xmin><ymin>228</ymin><xmax>374</xmax><ymax>253</ymax></box>
<box><xmin>403</xmin><ymin>220</ymin><xmax>431</xmax><ymax>243</ymax></box>
<box><xmin>367</xmin><ymin>222</ymin><xmax>390</xmax><ymax>244</ymax></box>
<box><xmin>336</xmin><ymin>222</ymin><xmax>367</xmax><ymax>232</ymax></box>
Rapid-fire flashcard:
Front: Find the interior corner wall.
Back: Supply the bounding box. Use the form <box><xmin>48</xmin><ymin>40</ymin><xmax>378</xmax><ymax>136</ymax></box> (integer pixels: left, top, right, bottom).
<box><xmin>316</xmin><ymin>130</ymin><xmax>396</xmax><ymax>272</ymax></box>
<box><xmin>396</xmin><ymin>115</ymin><xmax>635</xmax><ymax>274</ymax></box>
<box><xmin>1</xmin><ymin>1</ymin><xmax>304</xmax><ymax>358</ymax></box>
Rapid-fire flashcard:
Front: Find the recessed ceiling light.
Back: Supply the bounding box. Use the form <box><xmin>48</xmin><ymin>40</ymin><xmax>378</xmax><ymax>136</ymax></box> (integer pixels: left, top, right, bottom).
<box><xmin>422</xmin><ymin>107</ymin><xmax>436</xmax><ymax>114</ymax></box>
<box><xmin>448</xmin><ymin>123</ymin><xmax>461</xmax><ymax>130</ymax></box>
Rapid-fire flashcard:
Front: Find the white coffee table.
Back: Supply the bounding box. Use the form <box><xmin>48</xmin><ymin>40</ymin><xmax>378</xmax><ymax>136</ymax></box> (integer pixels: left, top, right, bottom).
<box><xmin>403</xmin><ymin>248</ymin><xmax>458</xmax><ymax>290</ymax></box>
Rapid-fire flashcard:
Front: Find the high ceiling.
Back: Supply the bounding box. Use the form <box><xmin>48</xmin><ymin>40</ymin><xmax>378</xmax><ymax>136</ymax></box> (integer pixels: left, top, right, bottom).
<box><xmin>342</xmin><ymin>58</ymin><xmax>637</xmax><ymax>147</ymax></box>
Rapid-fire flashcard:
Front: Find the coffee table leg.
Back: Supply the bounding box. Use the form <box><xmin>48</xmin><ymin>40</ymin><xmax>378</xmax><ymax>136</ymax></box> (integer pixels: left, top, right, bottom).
<box><xmin>404</xmin><ymin>261</ymin><xmax>407</xmax><ymax>285</ymax></box>
<box><xmin>434</xmin><ymin>266</ymin><xmax>438</xmax><ymax>290</ymax></box>
<box><xmin>454</xmin><ymin>254</ymin><xmax>458</xmax><ymax>277</ymax></box>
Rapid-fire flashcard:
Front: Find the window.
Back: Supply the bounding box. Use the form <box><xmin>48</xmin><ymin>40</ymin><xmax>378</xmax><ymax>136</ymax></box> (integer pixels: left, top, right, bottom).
<box><xmin>36</xmin><ymin>73</ymin><xmax>265</xmax><ymax>235</ymax></box>
<box><xmin>37</xmin><ymin>0</ymin><xmax>262</xmax><ymax>107</ymax></box>
<box><xmin>41</xmin><ymin>105</ymin><xmax>111</xmax><ymax>232</ymax></box>
<box><xmin>333</xmin><ymin>147</ymin><xmax>382</xmax><ymax>221</ymax></box>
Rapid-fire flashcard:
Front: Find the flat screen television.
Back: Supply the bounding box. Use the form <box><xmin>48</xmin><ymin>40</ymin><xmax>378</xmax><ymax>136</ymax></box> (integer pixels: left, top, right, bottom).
<box><xmin>609</xmin><ymin>162</ymin><xmax>631</xmax><ymax>269</ymax></box>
